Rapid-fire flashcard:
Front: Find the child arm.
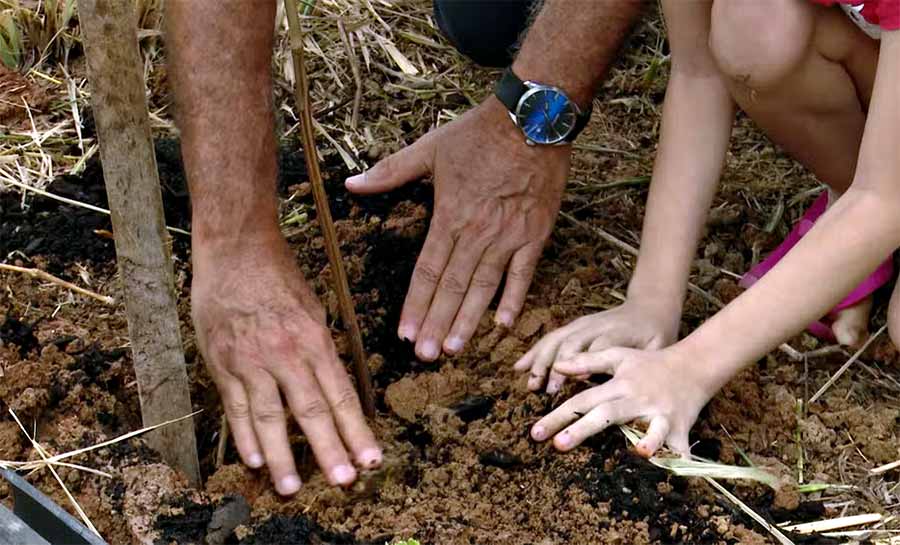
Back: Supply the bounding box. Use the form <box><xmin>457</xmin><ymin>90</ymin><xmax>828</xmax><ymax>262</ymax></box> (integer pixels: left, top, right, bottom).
<box><xmin>514</xmin><ymin>0</ymin><xmax>735</xmax><ymax>392</ymax></box>
<box><xmin>533</xmin><ymin>31</ymin><xmax>900</xmax><ymax>457</ymax></box>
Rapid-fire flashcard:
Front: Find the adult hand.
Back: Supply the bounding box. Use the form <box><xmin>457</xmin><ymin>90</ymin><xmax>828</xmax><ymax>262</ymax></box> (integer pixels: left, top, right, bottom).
<box><xmin>513</xmin><ymin>298</ymin><xmax>681</xmax><ymax>394</ymax></box>
<box><xmin>191</xmin><ymin>235</ymin><xmax>381</xmax><ymax>495</ymax></box>
<box><xmin>346</xmin><ymin>96</ymin><xmax>570</xmax><ymax>361</ymax></box>
<box><xmin>531</xmin><ymin>346</ymin><xmax>712</xmax><ymax>458</ymax></box>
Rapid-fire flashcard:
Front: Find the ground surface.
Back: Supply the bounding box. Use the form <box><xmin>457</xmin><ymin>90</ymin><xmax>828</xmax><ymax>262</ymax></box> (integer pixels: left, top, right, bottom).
<box><xmin>1</xmin><ymin>2</ymin><xmax>900</xmax><ymax>544</ymax></box>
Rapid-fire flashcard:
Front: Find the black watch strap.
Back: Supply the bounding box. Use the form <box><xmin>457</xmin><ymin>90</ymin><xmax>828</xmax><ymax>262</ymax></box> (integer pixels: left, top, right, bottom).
<box><xmin>494</xmin><ymin>68</ymin><xmax>528</xmax><ymax>114</ymax></box>
<box><xmin>493</xmin><ymin>67</ymin><xmax>592</xmax><ymax>143</ymax></box>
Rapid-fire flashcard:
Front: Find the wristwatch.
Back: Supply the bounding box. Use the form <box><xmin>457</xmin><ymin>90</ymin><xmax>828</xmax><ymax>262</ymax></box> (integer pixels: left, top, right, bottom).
<box><xmin>494</xmin><ymin>67</ymin><xmax>592</xmax><ymax>146</ymax></box>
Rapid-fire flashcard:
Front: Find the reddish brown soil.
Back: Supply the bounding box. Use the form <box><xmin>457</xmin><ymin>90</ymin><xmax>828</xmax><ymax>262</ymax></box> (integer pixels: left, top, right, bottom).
<box><xmin>2</xmin><ymin>7</ymin><xmax>900</xmax><ymax>544</ymax></box>
<box><xmin>3</xmin><ymin>141</ymin><xmax>898</xmax><ymax>544</ymax></box>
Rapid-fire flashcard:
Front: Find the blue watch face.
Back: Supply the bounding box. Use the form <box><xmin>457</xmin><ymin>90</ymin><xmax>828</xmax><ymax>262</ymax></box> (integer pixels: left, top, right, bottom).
<box><xmin>516</xmin><ymin>87</ymin><xmax>577</xmax><ymax>144</ymax></box>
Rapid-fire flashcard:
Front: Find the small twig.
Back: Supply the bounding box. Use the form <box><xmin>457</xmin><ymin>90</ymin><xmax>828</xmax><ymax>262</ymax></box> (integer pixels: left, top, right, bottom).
<box><xmin>284</xmin><ymin>0</ymin><xmax>375</xmax><ymax>417</ymax></box>
<box><xmin>0</xmin><ymin>263</ymin><xmax>115</xmax><ymax>305</ymax></box>
<box><xmin>809</xmin><ymin>325</ymin><xmax>887</xmax><ymax>404</ymax></box>
<box><xmin>705</xmin><ymin>477</ymin><xmax>796</xmax><ymax>545</ymax></box>
<box><xmin>216</xmin><ymin>413</ymin><xmax>229</xmax><ymax>468</ymax></box>
<box><xmin>1</xmin><ymin>177</ymin><xmax>190</xmax><ymax>236</ymax></box>
<box><xmin>337</xmin><ymin>19</ymin><xmax>362</xmax><ymax>130</ymax></box>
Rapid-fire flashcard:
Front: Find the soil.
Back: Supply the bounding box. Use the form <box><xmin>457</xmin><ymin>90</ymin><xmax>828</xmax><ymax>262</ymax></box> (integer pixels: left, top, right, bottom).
<box><xmin>2</xmin><ymin>6</ymin><xmax>900</xmax><ymax>545</ymax></box>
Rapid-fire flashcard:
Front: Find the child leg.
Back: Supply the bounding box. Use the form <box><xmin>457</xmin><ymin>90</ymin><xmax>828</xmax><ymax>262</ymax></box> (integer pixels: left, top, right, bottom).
<box><xmin>709</xmin><ymin>0</ymin><xmax>882</xmax><ymax>346</ymax></box>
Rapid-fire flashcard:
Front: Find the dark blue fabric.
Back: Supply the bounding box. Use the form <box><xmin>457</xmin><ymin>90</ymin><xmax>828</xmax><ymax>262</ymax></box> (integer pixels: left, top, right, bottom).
<box><xmin>433</xmin><ymin>0</ymin><xmax>536</xmax><ymax>67</ymax></box>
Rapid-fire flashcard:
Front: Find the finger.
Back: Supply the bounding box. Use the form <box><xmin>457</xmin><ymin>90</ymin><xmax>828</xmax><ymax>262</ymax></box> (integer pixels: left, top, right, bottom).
<box><xmin>531</xmin><ymin>384</ymin><xmax>623</xmax><ymax>442</ymax></box>
<box><xmin>513</xmin><ymin>317</ymin><xmax>586</xmax><ymax>373</ymax></box>
<box><xmin>526</xmin><ymin>337</ymin><xmax>568</xmax><ymax>391</ymax></box>
<box><xmin>415</xmin><ymin>231</ymin><xmax>489</xmax><ymax>361</ymax></box>
<box><xmin>588</xmin><ymin>336</ymin><xmax>616</xmax><ymax>353</ymax></box>
<box><xmin>635</xmin><ymin>417</ymin><xmax>671</xmax><ymax>458</ymax></box>
<box><xmin>443</xmin><ymin>245</ymin><xmax>513</xmax><ymax>354</ymax></box>
<box><xmin>668</xmin><ymin>425</ymin><xmax>693</xmax><ymax>459</ymax></box>
<box><xmin>553</xmin><ymin>348</ymin><xmax>628</xmax><ymax>377</ymax></box>
<box><xmin>272</xmin><ymin>358</ymin><xmax>357</xmax><ymax>487</ymax></box>
<box><xmin>554</xmin><ymin>402</ymin><xmax>636</xmax><ymax>452</ymax></box>
<box><xmin>308</xmin><ymin>335</ymin><xmax>382</xmax><ymax>470</ymax></box>
<box><xmin>215</xmin><ymin>371</ymin><xmax>264</xmax><ymax>469</ymax></box>
<box><xmin>242</xmin><ymin>369</ymin><xmax>302</xmax><ymax>495</ymax></box>
<box><xmin>545</xmin><ymin>370</ymin><xmax>567</xmax><ymax>395</ymax></box>
<box><xmin>495</xmin><ymin>242</ymin><xmax>542</xmax><ymax>327</ymax></box>
<box><xmin>550</xmin><ymin>329</ymin><xmax>608</xmax><ymax>393</ymax></box>
<box><xmin>345</xmin><ymin>137</ymin><xmax>433</xmax><ymax>194</ymax></box>
<box><xmin>558</xmin><ymin>327</ymin><xmax>608</xmax><ymax>361</ymax></box>
<box><xmin>398</xmin><ymin>225</ymin><xmax>454</xmax><ymax>344</ymax></box>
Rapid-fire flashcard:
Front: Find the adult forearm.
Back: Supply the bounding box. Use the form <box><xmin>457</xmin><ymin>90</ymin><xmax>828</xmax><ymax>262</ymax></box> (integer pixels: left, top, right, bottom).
<box><xmin>627</xmin><ymin>71</ymin><xmax>735</xmax><ymax>312</ymax></box>
<box><xmin>165</xmin><ymin>1</ymin><xmax>281</xmax><ymax>256</ymax></box>
<box><xmin>513</xmin><ymin>0</ymin><xmax>645</xmax><ymax>107</ymax></box>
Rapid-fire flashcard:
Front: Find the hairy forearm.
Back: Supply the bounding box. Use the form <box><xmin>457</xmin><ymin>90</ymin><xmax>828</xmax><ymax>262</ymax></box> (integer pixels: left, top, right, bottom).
<box><xmin>513</xmin><ymin>0</ymin><xmax>645</xmax><ymax>107</ymax></box>
<box><xmin>165</xmin><ymin>1</ymin><xmax>281</xmax><ymax>255</ymax></box>
<box><xmin>627</xmin><ymin>70</ymin><xmax>735</xmax><ymax>312</ymax></box>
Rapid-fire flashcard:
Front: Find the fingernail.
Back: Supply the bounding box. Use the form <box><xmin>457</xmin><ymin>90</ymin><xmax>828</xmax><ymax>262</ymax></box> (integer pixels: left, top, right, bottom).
<box><xmin>360</xmin><ymin>448</ymin><xmax>383</xmax><ymax>468</ymax></box>
<box><xmin>527</xmin><ymin>377</ymin><xmax>542</xmax><ymax>391</ymax></box>
<box><xmin>495</xmin><ymin>311</ymin><xmax>513</xmax><ymax>327</ymax></box>
<box><xmin>444</xmin><ymin>336</ymin><xmax>464</xmax><ymax>353</ymax></box>
<box><xmin>247</xmin><ymin>453</ymin><xmax>264</xmax><ymax>468</ymax></box>
<box><xmin>555</xmin><ymin>433</ymin><xmax>572</xmax><ymax>450</ymax></box>
<box><xmin>419</xmin><ymin>340</ymin><xmax>439</xmax><ymax>360</ymax></box>
<box><xmin>345</xmin><ymin>173</ymin><xmax>365</xmax><ymax>187</ymax></box>
<box><xmin>279</xmin><ymin>474</ymin><xmax>302</xmax><ymax>494</ymax></box>
<box><xmin>546</xmin><ymin>382</ymin><xmax>560</xmax><ymax>394</ymax></box>
<box><xmin>532</xmin><ymin>425</ymin><xmax>546</xmax><ymax>441</ymax></box>
<box><xmin>331</xmin><ymin>464</ymin><xmax>357</xmax><ymax>485</ymax></box>
<box><xmin>398</xmin><ymin>324</ymin><xmax>417</xmax><ymax>342</ymax></box>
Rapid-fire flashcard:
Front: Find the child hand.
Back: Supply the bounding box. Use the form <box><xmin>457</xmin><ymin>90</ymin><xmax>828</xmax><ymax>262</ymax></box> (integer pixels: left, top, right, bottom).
<box><xmin>512</xmin><ymin>299</ymin><xmax>680</xmax><ymax>394</ymax></box>
<box><xmin>530</xmin><ymin>346</ymin><xmax>713</xmax><ymax>458</ymax></box>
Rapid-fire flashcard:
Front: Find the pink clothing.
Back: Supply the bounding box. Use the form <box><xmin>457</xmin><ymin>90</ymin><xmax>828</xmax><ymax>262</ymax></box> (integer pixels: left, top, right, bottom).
<box><xmin>811</xmin><ymin>0</ymin><xmax>900</xmax><ymax>30</ymax></box>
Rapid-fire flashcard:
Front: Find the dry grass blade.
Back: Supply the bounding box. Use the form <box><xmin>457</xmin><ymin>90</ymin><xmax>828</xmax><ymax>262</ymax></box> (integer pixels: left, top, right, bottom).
<box><xmin>8</xmin><ymin>409</ymin><xmax>100</xmax><ymax>537</ymax></box>
<box><xmin>0</xmin><ymin>263</ymin><xmax>115</xmax><ymax>304</ymax></box>
<box><xmin>620</xmin><ymin>425</ymin><xmax>794</xmax><ymax>545</ymax></box>
<box><xmin>781</xmin><ymin>513</ymin><xmax>883</xmax><ymax>535</ymax></box>
<box><xmin>0</xmin><ymin>409</ymin><xmax>201</xmax><ymax>540</ymax></box>
<box><xmin>19</xmin><ymin>410</ymin><xmax>202</xmax><ymax>468</ymax></box>
<box><xmin>871</xmin><ymin>459</ymin><xmax>900</xmax><ymax>476</ymax></box>
<box><xmin>705</xmin><ymin>477</ymin><xmax>796</xmax><ymax>545</ymax></box>
<box><xmin>620</xmin><ymin>426</ymin><xmax>779</xmax><ymax>486</ymax></box>
<box><xmin>0</xmin><ymin>176</ymin><xmax>191</xmax><ymax>236</ymax></box>
<box><xmin>809</xmin><ymin>324</ymin><xmax>887</xmax><ymax>404</ymax></box>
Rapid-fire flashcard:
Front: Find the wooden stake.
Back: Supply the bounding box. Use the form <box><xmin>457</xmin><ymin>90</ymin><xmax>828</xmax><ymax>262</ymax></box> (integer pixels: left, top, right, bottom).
<box><xmin>79</xmin><ymin>0</ymin><xmax>200</xmax><ymax>485</ymax></box>
<box><xmin>284</xmin><ymin>0</ymin><xmax>376</xmax><ymax>417</ymax></box>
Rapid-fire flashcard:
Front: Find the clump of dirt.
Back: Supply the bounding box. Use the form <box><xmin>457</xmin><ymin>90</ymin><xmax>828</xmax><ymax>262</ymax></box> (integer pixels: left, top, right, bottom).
<box><xmin>0</xmin><ymin>66</ymin><xmax>52</xmax><ymax>128</ymax></box>
<box><xmin>0</xmin><ymin>315</ymin><xmax>39</xmax><ymax>356</ymax></box>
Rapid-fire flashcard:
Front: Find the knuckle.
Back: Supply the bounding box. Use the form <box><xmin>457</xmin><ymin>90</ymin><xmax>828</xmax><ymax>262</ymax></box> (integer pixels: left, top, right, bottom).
<box><xmin>226</xmin><ymin>401</ymin><xmax>252</xmax><ymax>420</ymax></box>
<box><xmin>412</xmin><ymin>262</ymin><xmax>442</xmax><ymax>286</ymax></box>
<box><xmin>439</xmin><ymin>273</ymin><xmax>468</xmax><ymax>295</ymax></box>
<box><xmin>332</xmin><ymin>388</ymin><xmax>361</xmax><ymax>412</ymax></box>
<box><xmin>295</xmin><ymin>397</ymin><xmax>331</xmax><ymax>420</ymax></box>
<box><xmin>253</xmin><ymin>407</ymin><xmax>286</xmax><ymax>424</ymax></box>
<box><xmin>470</xmin><ymin>272</ymin><xmax>499</xmax><ymax>291</ymax></box>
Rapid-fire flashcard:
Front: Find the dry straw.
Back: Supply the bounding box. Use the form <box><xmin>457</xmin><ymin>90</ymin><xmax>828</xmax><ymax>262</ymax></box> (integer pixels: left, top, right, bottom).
<box><xmin>1</xmin><ymin>409</ymin><xmax>201</xmax><ymax>538</ymax></box>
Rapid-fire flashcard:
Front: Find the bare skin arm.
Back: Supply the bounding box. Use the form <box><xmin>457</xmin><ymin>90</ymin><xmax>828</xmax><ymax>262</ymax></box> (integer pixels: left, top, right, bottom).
<box><xmin>166</xmin><ymin>0</ymin><xmax>380</xmax><ymax>495</ymax></box>
<box><xmin>515</xmin><ymin>0</ymin><xmax>735</xmax><ymax>395</ymax></box>
<box><xmin>346</xmin><ymin>0</ymin><xmax>645</xmax><ymax>362</ymax></box>
<box><xmin>537</xmin><ymin>23</ymin><xmax>900</xmax><ymax>457</ymax></box>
